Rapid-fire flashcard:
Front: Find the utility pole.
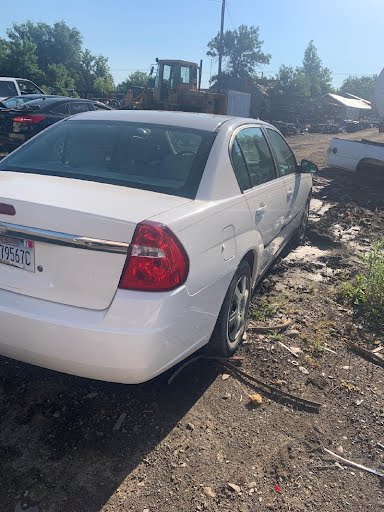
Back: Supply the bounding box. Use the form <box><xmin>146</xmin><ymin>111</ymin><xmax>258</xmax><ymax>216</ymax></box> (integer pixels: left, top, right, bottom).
<box><xmin>218</xmin><ymin>0</ymin><xmax>225</xmax><ymax>91</ymax></box>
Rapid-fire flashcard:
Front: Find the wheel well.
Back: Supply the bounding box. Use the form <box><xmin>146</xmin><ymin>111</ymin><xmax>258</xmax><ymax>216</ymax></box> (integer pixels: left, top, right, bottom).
<box><xmin>241</xmin><ymin>250</ymin><xmax>257</xmax><ymax>284</ymax></box>
<box><xmin>357</xmin><ymin>158</ymin><xmax>384</xmax><ymax>171</ymax></box>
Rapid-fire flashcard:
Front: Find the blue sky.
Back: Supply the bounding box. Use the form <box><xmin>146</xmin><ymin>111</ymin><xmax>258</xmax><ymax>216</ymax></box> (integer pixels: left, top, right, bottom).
<box><xmin>0</xmin><ymin>0</ymin><xmax>383</xmax><ymax>88</ymax></box>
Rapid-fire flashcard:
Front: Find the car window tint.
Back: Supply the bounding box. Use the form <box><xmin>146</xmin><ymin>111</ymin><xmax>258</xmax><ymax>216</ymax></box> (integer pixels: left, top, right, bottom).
<box><xmin>93</xmin><ymin>102</ymin><xmax>110</xmax><ymax>110</ymax></box>
<box><xmin>1</xmin><ymin>120</ymin><xmax>216</xmax><ymax>199</ymax></box>
<box><xmin>17</xmin><ymin>80</ymin><xmax>42</xmax><ymax>95</ymax></box>
<box><xmin>0</xmin><ymin>81</ymin><xmax>17</xmax><ymax>98</ymax></box>
<box><xmin>69</xmin><ymin>102</ymin><xmax>91</xmax><ymax>115</ymax></box>
<box><xmin>51</xmin><ymin>103</ymin><xmax>70</xmax><ymax>115</ymax></box>
<box><xmin>231</xmin><ymin>139</ymin><xmax>251</xmax><ymax>191</ymax></box>
<box><xmin>236</xmin><ymin>127</ymin><xmax>276</xmax><ymax>187</ymax></box>
<box><xmin>266</xmin><ymin>129</ymin><xmax>297</xmax><ymax>176</ymax></box>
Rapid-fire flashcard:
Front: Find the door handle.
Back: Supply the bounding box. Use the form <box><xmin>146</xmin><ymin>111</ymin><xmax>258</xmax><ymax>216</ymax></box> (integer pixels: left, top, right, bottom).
<box><xmin>287</xmin><ymin>189</ymin><xmax>293</xmax><ymax>198</ymax></box>
<box><xmin>256</xmin><ymin>204</ymin><xmax>267</xmax><ymax>216</ymax></box>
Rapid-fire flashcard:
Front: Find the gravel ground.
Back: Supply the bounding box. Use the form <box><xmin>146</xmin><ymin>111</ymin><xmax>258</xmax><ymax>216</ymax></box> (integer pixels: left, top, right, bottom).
<box><xmin>0</xmin><ymin>130</ymin><xmax>384</xmax><ymax>512</ymax></box>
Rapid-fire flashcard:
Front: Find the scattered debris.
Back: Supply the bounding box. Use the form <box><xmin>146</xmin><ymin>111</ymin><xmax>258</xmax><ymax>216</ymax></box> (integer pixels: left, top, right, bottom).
<box><xmin>377</xmin><ymin>443</ymin><xmax>384</xmax><ymax>451</ymax></box>
<box><xmin>223</xmin><ymin>393</ymin><xmax>232</xmax><ymax>400</ymax></box>
<box><xmin>228</xmin><ymin>482</ymin><xmax>241</xmax><ymax>493</ymax></box>
<box><xmin>298</xmin><ymin>366</ymin><xmax>310</xmax><ymax>375</ymax></box>
<box><xmin>248</xmin><ymin>481</ymin><xmax>257</xmax><ymax>489</ymax></box>
<box><xmin>221</xmin><ymin>361</ymin><xmax>321</xmax><ymax>411</ymax></box>
<box><xmin>355</xmin><ymin>399</ymin><xmax>364</xmax><ymax>406</ymax></box>
<box><xmin>248</xmin><ymin>393</ymin><xmax>263</xmax><ymax>406</ymax></box>
<box><xmin>222</xmin><ymin>373</ymin><xmax>230</xmax><ymax>380</ymax></box>
<box><xmin>274</xmin><ymin>485</ymin><xmax>283</xmax><ymax>493</ymax></box>
<box><xmin>285</xmin><ymin>329</ymin><xmax>300</xmax><ymax>338</ymax></box>
<box><xmin>323</xmin><ymin>346</ymin><xmax>337</xmax><ymax>355</ymax></box>
<box><xmin>372</xmin><ymin>345</ymin><xmax>383</xmax><ymax>353</ymax></box>
<box><xmin>113</xmin><ymin>413</ymin><xmax>127</xmax><ymax>431</ymax></box>
<box><xmin>324</xmin><ymin>448</ymin><xmax>384</xmax><ymax>478</ymax></box>
<box><xmin>346</xmin><ymin>341</ymin><xmax>384</xmax><ymax>369</ymax></box>
<box><xmin>248</xmin><ymin>320</ymin><xmax>292</xmax><ymax>333</ymax></box>
<box><xmin>336</xmin><ymin>445</ymin><xmax>344</xmax><ymax>455</ymax></box>
<box><xmin>277</xmin><ymin>340</ymin><xmax>300</xmax><ymax>358</ymax></box>
<box><xmin>86</xmin><ymin>392</ymin><xmax>98</xmax><ymax>399</ymax></box>
<box><xmin>203</xmin><ymin>486</ymin><xmax>216</xmax><ymax>498</ymax></box>
<box><xmin>186</xmin><ymin>422</ymin><xmax>195</xmax><ymax>431</ymax></box>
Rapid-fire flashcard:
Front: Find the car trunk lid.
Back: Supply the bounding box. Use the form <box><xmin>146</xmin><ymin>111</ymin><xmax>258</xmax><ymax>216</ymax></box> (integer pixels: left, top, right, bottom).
<box><xmin>0</xmin><ymin>172</ymin><xmax>190</xmax><ymax>310</ymax></box>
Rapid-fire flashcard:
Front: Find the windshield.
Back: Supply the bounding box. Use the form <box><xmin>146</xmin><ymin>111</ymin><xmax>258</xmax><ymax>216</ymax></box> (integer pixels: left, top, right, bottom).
<box><xmin>0</xmin><ymin>120</ymin><xmax>216</xmax><ymax>198</ymax></box>
<box><xmin>0</xmin><ymin>81</ymin><xmax>17</xmax><ymax>98</ymax></box>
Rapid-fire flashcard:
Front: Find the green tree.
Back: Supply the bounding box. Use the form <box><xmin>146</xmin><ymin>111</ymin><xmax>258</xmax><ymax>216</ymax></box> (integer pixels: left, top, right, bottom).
<box><xmin>43</xmin><ymin>64</ymin><xmax>76</xmax><ymax>95</ymax></box>
<box><xmin>276</xmin><ymin>65</ymin><xmax>310</xmax><ymax>98</ymax></box>
<box><xmin>207</xmin><ymin>24</ymin><xmax>271</xmax><ymax>80</ymax></box>
<box><xmin>6</xmin><ymin>21</ymin><xmax>82</xmax><ymax>78</ymax></box>
<box><xmin>76</xmin><ymin>49</ymin><xmax>114</xmax><ymax>94</ymax></box>
<box><xmin>302</xmin><ymin>40</ymin><xmax>332</xmax><ymax>97</ymax></box>
<box><xmin>339</xmin><ymin>75</ymin><xmax>377</xmax><ymax>100</ymax></box>
<box><xmin>116</xmin><ymin>71</ymin><xmax>151</xmax><ymax>93</ymax></box>
<box><xmin>0</xmin><ymin>37</ymin><xmax>43</xmax><ymax>83</ymax></box>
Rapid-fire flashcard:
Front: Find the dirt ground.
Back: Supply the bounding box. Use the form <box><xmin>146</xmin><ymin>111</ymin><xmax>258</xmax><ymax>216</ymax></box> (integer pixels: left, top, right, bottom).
<box><xmin>1</xmin><ymin>130</ymin><xmax>384</xmax><ymax>512</ymax></box>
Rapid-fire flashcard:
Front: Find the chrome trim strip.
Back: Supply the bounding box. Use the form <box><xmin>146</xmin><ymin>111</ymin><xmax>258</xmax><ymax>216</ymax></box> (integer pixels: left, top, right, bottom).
<box><xmin>0</xmin><ymin>222</ymin><xmax>129</xmax><ymax>254</ymax></box>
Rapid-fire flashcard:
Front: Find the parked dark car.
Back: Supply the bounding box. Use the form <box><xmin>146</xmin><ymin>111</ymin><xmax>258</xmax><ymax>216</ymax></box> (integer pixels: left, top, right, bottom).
<box><xmin>0</xmin><ymin>95</ymin><xmax>111</xmax><ymax>153</ymax></box>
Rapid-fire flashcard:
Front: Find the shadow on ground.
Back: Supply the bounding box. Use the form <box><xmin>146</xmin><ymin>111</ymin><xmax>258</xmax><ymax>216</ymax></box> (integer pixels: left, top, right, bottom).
<box><xmin>0</xmin><ymin>356</ymin><xmax>218</xmax><ymax>511</ymax></box>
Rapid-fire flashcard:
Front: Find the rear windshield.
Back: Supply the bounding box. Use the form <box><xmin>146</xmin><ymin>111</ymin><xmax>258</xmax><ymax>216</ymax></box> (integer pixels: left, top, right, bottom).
<box><xmin>1</xmin><ymin>96</ymin><xmax>41</xmax><ymax>109</ymax></box>
<box><xmin>0</xmin><ymin>81</ymin><xmax>17</xmax><ymax>98</ymax></box>
<box><xmin>0</xmin><ymin>120</ymin><xmax>216</xmax><ymax>198</ymax></box>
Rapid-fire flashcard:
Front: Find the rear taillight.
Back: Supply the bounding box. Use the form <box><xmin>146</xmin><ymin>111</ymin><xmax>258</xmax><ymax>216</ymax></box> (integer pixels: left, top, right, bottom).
<box><xmin>13</xmin><ymin>114</ymin><xmax>46</xmax><ymax>124</ymax></box>
<box><xmin>119</xmin><ymin>221</ymin><xmax>189</xmax><ymax>292</ymax></box>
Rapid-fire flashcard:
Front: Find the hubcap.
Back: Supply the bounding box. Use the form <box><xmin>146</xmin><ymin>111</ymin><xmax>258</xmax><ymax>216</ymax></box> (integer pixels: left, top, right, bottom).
<box><xmin>227</xmin><ymin>275</ymin><xmax>249</xmax><ymax>344</ymax></box>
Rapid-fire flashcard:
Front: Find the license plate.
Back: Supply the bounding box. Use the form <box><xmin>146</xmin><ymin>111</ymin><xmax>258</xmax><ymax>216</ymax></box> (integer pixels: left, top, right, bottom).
<box><xmin>0</xmin><ymin>236</ymin><xmax>35</xmax><ymax>272</ymax></box>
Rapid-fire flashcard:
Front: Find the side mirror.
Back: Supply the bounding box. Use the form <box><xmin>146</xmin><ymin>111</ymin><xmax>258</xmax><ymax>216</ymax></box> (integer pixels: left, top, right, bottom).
<box><xmin>298</xmin><ymin>159</ymin><xmax>318</xmax><ymax>174</ymax></box>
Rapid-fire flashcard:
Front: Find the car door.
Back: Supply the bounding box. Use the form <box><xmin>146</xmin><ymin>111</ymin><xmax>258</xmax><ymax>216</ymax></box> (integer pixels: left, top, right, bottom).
<box><xmin>264</xmin><ymin>127</ymin><xmax>307</xmax><ymax>232</ymax></box>
<box><xmin>232</xmin><ymin>126</ymin><xmax>288</xmax><ymax>265</ymax></box>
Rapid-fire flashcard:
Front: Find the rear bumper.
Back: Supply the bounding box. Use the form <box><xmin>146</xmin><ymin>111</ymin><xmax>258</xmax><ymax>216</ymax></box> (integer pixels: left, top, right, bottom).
<box><xmin>0</xmin><ymin>273</ymin><xmax>232</xmax><ymax>383</ymax></box>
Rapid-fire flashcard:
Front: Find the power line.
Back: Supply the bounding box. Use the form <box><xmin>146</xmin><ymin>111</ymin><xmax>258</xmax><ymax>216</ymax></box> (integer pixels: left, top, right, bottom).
<box><xmin>226</xmin><ymin>2</ymin><xmax>235</xmax><ymax>29</ymax></box>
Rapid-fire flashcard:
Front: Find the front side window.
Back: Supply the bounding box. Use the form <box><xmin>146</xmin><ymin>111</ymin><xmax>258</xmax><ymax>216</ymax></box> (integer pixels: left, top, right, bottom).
<box><xmin>0</xmin><ymin>81</ymin><xmax>17</xmax><ymax>98</ymax></box>
<box><xmin>266</xmin><ymin>129</ymin><xmax>297</xmax><ymax>176</ymax></box>
<box><xmin>236</xmin><ymin>127</ymin><xmax>277</xmax><ymax>187</ymax></box>
<box><xmin>0</xmin><ymin>120</ymin><xmax>216</xmax><ymax>199</ymax></box>
<box><xmin>17</xmin><ymin>80</ymin><xmax>43</xmax><ymax>95</ymax></box>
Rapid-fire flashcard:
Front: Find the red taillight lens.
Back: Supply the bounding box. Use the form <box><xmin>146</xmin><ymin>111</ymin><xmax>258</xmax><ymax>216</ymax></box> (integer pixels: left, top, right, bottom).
<box><xmin>13</xmin><ymin>115</ymin><xmax>46</xmax><ymax>124</ymax></box>
<box><xmin>119</xmin><ymin>221</ymin><xmax>189</xmax><ymax>291</ymax></box>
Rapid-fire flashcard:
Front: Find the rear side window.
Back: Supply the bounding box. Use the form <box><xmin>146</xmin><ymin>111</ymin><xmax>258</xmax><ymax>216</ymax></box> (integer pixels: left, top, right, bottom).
<box><xmin>51</xmin><ymin>103</ymin><xmax>70</xmax><ymax>115</ymax></box>
<box><xmin>0</xmin><ymin>81</ymin><xmax>17</xmax><ymax>98</ymax></box>
<box><xmin>69</xmin><ymin>102</ymin><xmax>91</xmax><ymax>114</ymax></box>
<box><xmin>231</xmin><ymin>140</ymin><xmax>251</xmax><ymax>191</ymax></box>
<box><xmin>0</xmin><ymin>120</ymin><xmax>216</xmax><ymax>199</ymax></box>
<box><xmin>266</xmin><ymin>129</ymin><xmax>297</xmax><ymax>176</ymax></box>
<box><xmin>236</xmin><ymin>127</ymin><xmax>277</xmax><ymax>187</ymax></box>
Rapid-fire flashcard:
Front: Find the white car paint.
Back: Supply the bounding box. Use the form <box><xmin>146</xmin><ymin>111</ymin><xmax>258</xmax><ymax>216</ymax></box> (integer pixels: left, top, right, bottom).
<box><xmin>326</xmin><ymin>137</ymin><xmax>384</xmax><ymax>173</ymax></box>
<box><xmin>0</xmin><ymin>110</ymin><xmax>312</xmax><ymax>383</ymax></box>
<box><xmin>0</xmin><ymin>77</ymin><xmax>45</xmax><ymax>102</ymax></box>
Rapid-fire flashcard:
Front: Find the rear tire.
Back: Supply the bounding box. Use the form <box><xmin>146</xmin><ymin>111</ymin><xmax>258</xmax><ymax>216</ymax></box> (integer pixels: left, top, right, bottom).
<box><xmin>208</xmin><ymin>260</ymin><xmax>252</xmax><ymax>357</ymax></box>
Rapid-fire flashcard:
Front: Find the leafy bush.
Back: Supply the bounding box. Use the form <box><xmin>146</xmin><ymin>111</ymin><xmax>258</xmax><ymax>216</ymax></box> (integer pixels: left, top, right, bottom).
<box><xmin>338</xmin><ymin>240</ymin><xmax>384</xmax><ymax>327</ymax></box>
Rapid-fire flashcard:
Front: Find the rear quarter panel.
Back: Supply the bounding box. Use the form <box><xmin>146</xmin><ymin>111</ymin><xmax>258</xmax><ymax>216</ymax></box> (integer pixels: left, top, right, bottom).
<box><xmin>326</xmin><ymin>138</ymin><xmax>384</xmax><ymax>171</ymax></box>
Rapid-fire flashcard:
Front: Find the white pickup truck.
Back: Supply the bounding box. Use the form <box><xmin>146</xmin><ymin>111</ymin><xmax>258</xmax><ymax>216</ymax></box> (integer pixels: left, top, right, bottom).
<box><xmin>326</xmin><ymin>137</ymin><xmax>384</xmax><ymax>179</ymax></box>
<box><xmin>0</xmin><ymin>77</ymin><xmax>45</xmax><ymax>102</ymax></box>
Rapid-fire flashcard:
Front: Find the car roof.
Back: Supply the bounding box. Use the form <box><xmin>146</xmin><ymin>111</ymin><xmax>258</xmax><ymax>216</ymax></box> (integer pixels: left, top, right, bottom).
<box><xmin>0</xmin><ymin>77</ymin><xmax>33</xmax><ymax>81</ymax></box>
<box><xmin>67</xmin><ymin>110</ymin><xmax>272</xmax><ymax>132</ymax></box>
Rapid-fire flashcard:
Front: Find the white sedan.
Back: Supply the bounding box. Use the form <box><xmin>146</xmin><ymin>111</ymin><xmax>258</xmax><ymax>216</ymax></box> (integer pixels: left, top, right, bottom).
<box><xmin>0</xmin><ymin>110</ymin><xmax>316</xmax><ymax>383</ymax></box>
